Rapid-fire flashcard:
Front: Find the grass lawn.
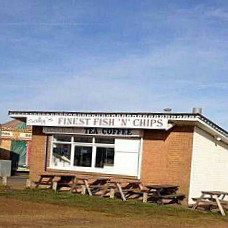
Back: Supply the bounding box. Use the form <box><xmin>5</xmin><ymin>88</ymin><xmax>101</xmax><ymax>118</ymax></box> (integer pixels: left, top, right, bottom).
<box><xmin>0</xmin><ymin>185</ymin><xmax>228</xmax><ymax>228</ymax></box>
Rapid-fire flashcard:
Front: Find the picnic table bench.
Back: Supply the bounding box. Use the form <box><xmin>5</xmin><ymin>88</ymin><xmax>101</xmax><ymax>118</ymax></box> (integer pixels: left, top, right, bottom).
<box><xmin>192</xmin><ymin>191</ymin><xmax>228</xmax><ymax>216</ymax></box>
<box><xmin>145</xmin><ymin>185</ymin><xmax>185</xmax><ymax>204</ymax></box>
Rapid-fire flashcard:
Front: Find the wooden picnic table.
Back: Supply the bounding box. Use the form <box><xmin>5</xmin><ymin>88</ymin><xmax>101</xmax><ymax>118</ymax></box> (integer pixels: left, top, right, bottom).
<box><xmin>70</xmin><ymin>176</ymin><xmax>93</xmax><ymax>196</ymax></box>
<box><xmin>145</xmin><ymin>184</ymin><xmax>185</xmax><ymax>204</ymax></box>
<box><xmin>106</xmin><ymin>180</ymin><xmax>145</xmax><ymax>201</ymax></box>
<box><xmin>35</xmin><ymin>175</ymin><xmax>185</xmax><ymax>205</ymax></box>
<box><xmin>35</xmin><ymin>174</ymin><xmax>92</xmax><ymax>195</ymax></box>
<box><xmin>88</xmin><ymin>178</ymin><xmax>143</xmax><ymax>201</ymax></box>
<box><xmin>192</xmin><ymin>191</ymin><xmax>228</xmax><ymax>216</ymax></box>
<box><xmin>88</xmin><ymin>178</ymin><xmax>125</xmax><ymax>199</ymax></box>
<box><xmin>35</xmin><ymin>174</ymin><xmax>75</xmax><ymax>189</ymax></box>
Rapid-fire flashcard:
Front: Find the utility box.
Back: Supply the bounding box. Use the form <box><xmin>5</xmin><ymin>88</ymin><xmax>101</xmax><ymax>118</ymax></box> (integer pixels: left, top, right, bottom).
<box><xmin>0</xmin><ymin>160</ymin><xmax>11</xmax><ymax>177</ymax></box>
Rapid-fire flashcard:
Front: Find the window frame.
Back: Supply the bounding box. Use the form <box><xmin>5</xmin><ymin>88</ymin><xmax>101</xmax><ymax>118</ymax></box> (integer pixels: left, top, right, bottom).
<box><xmin>49</xmin><ymin>134</ymin><xmax>115</xmax><ymax>170</ymax></box>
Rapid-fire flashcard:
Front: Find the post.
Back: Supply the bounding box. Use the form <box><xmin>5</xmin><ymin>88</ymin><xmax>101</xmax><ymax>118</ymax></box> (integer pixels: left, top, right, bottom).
<box><xmin>52</xmin><ymin>181</ymin><xmax>58</xmax><ymax>192</ymax></box>
<box><xmin>2</xmin><ymin>176</ymin><xmax>7</xmax><ymax>186</ymax></box>
<box><xmin>26</xmin><ymin>179</ymin><xmax>31</xmax><ymax>188</ymax></box>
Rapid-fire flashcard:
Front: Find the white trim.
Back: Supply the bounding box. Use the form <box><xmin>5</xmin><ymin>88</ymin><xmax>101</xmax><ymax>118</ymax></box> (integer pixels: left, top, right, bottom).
<box><xmin>70</xmin><ymin>136</ymin><xmax>74</xmax><ymax>167</ymax></box>
<box><xmin>137</xmin><ymin>135</ymin><xmax>144</xmax><ymax>179</ymax></box>
<box><xmin>188</xmin><ymin>126</ymin><xmax>197</xmax><ymax>205</ymax></box>
<box><xmin>50</xmin><ymin>135</ymin><xmax>115</xmax><ymax>170</ymax></box>
<box><xmin>9</xmin><ymin>111</ymin><xmax>228</xmax><ymax>143</ymax></box>
<box><xmin>49</xmin><ymin>136</ymin><xmax>54</xmax><ymax>167</ymax></box>
<box><xmin>91</xmin><ymin>137</ymin><xmax>96</xmax><ymax>168</ymax></box>
<box><xmin>197</xmin><ymin>119</ymin><xmax>228</xmax><ymax>144</ymax></box>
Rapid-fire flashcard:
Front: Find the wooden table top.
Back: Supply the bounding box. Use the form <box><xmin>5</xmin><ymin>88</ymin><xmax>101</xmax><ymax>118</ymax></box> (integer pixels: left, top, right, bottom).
<box><xmin>146</xmin><ymin>185</ymin><xmax>179</xmax><ymax>189</ymax></box>
<box><xmin>96</xmin><ymin>177</ymin><xmax>111</xmax><ymax>181</ymax></box>
<box><xmin>40</xmin><ymin>174</ymin><xmax>75</xmax><ymax>177</ymax></box>
<box><xmin>202</xmin><ymin>191</ymin><xmax>228</xmax><ymax>195</ymax></box>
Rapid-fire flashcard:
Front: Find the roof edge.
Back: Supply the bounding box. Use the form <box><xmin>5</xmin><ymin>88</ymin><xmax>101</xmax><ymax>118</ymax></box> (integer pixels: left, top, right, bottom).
<box><xmin>8</xmin><ymin>110</ymin><xmax>228</xmax><ymax>139</ymax></box>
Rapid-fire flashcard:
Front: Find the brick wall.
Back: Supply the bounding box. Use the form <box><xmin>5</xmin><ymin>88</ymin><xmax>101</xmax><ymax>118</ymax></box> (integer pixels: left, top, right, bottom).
<box><xmin>30</xmin><ymin>125</ymin><xmax>194</xmax><ymax>199</ymax></box>
<box><xmin>141</xmin><ymin>126</ymin><xmax>194</xmax><ymax>200</ymax></box>
<box><xmin>29</xmin><ymin>127</ymin><xmax>47</xmax><ymax>182</ymax></box>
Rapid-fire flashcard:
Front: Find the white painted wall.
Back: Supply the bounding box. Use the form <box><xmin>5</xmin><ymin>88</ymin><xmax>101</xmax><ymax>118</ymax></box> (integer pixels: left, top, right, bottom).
<box><xmin>188</xmin><ymin>127</ymin><xmax>228</xmax><ymax>204</ymax></box>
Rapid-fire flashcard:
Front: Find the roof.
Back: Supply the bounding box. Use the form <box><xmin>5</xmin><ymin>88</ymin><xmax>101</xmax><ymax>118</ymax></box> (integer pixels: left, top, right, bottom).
<box><xmin>8</xmin><ymin>110</ymin><xmax>228</xmax><ymax>143</ymax></box>
<box><xmin>1</xmin><ymin>119</ymin><xmax>32</xmax><ymax>132</ymax></box>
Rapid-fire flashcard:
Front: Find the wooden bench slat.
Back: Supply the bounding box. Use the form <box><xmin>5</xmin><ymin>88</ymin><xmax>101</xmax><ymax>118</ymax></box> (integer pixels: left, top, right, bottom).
<box><xmin>160</xmin><ymin>194</ymin><xmax>185</xmax><ymax>199</ymax></box>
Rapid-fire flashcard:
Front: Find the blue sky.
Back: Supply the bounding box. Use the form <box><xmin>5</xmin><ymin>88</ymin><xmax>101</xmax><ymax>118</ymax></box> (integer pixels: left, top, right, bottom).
<box><xmin>0</xmin><ymin>0</ymin><xmax>228</xmax><ymax>129</ymax></box>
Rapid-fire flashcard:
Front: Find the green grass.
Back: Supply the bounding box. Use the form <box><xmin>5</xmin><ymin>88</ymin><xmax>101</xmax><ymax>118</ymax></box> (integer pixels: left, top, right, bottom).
<box><xmin>0</xmin><ymin>185</ymin><xmax>228</xmax><ymax>226</ymax></box>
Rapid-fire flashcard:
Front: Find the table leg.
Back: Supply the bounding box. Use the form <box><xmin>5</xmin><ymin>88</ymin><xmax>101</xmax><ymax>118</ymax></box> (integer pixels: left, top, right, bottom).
<box><xmin>52</xmin><ymin>181</ymin><xmax>58</xmax><ymax>191</ymax></box>
<box><xmin>214</xmin><ymin>195</ymin><xmax>226</xmax><ymax>216</ymax></box>
<box><xmin>157</xmin><ymin>190</ymin><xmax>164</xmax><ymax>205</ymax></box>
<box><xmin>116</xmin><ymin>183</ymin><xmax>126</xmax><ymax>201</ymax></box>
<box><xmin>100</xmin><ymin>183</ymin><xmax>110</xmax><ymax>197</ymax></box>
<box><xmin>192</xmin><ymin>193</ymin><xmax>205</xmax><ymax>210</ymax></box>
<box><xmin>35</xmin><ymin>176</ymin><xmax>43</xmax><ymax>188</ymax></box>
<box><xmin>84</xmin><ymin>180</ymin><xmax>92</xmax><ymax>196</ymax></box>
<box><xmin>110</xmin><ymin>188</ymin><xmax>115</xmax><ymax>199</ymax></box>
<box><xmin>71</xmin><ymin>177</ymin><xmax>78</xmax><ymax>193</ymax></box>
<box><xmin>139</xmin><ymin>183</ymin><xmax>143</xmax><ymax>190</ymax></box>
<box><xmin>81</xmin><ymin>186</ymin><xmax>86</xmax><ymax>195</ymax></box>
<box><xmin>143</xmin><ymin>192</ymin><xmax>148</xmax><ymax>203</ymax></box>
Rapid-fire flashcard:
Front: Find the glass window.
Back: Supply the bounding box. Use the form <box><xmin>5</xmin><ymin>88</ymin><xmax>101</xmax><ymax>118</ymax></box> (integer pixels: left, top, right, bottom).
<box><xmin>51</xmin><ymin>135</ymin><xmax>116</xmax><ymax>169</ymax></box>
<box><xmin>53</xmin><ymin>135</ymin><xmax>71</xmax><ymax>142</ymax></box>
<box><xmin>95</xmin><ymin>147</ymin><xmax>114</xmax><ymax>168</ymax></box>
<box><xmin>52</xmin><ymin>143</ymin><xmax>71</xmax><ymax>167</ymax></box>
<box><xmin>74</xmin><ymin>136</ymin><xmax>92</xmax><ymax>143</ymax></box>
<box><xmin>74</xmin><ymin>146</ymin><xmax>92</xmax><ymax>167</ymax></box>
<box><xmin>95</xmin><ymin>138</ymin><xmax>115</xmax><ymax>144</ymax></box>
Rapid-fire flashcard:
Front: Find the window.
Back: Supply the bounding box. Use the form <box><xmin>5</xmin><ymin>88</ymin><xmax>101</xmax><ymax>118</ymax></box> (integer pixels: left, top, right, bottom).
<box><xmin>95</xmin><ymin>147</ymin><xmax>114</xmax><ymax>168</ymax></box>
<box><xmin>74</xmin><ymin>136</ymin><xmax>92</xmax><ymax>143</ymax></box>
<box><xmin>52</xmin><ymin>143</ymin><xmax>71</xmax><ymax>167</ymax></box>
<box><xmin>50</xmin><ymin>135</ymin><xmax>115</xmax><ymax>169</ymax></box>
<box><xmin>74</xmin><ymin>146</ymin><xmax>92</xmax><ymax>167</ymax></box>
<box><xmin>95</xmin><ymin>138</ymin><xmax>114</xmax><ymax>144</ymax></box>
<box><xmin>53</xmin><ymin>135</ymin><xmax>71</xmax><ymax>142</ymax></box>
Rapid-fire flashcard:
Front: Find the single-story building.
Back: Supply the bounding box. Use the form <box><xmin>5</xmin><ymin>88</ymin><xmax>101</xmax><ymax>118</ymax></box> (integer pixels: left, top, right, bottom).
<box><xmin>0</xmin><ymin>119</ymin><xmax>32</xmax><ymax>172</ymax></box>
<box><xmin>9</xmin><ymin>110</ymin><xmax>228</xmax><ymax>204</ymax></box>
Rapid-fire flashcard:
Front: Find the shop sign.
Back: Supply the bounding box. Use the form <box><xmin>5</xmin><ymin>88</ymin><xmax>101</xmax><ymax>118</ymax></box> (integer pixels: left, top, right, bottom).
<box><xmin>1</xmin><ymin>131</ymin><xmax>13</xmax><ymax>138</ymax></box>
<box><xmin>43</xmin><ymin>127</ymin><xmax>142</xmax><ymax>137</ymax></box>
<box><xmin>1</xmin><ymin>130</ymin><xmax>32</xmax><ymax>140</ymax></box>
<box><xmin>19</xmin><ymin>133</ymin><xmax>32</xmax><ymax>140</ymax></box>
<box><xmin>28</xmin><ymin>115</ymin><xmax>169</xmax><ymax>130</ymax></box>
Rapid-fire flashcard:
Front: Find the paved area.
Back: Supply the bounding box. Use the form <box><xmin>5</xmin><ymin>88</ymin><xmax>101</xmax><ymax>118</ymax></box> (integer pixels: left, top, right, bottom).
<box><xmin>0</xmin><ymin>174</ymin><xmax>28</xmax><ymax>189</ymax></box>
